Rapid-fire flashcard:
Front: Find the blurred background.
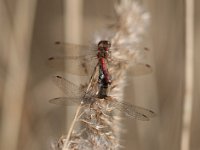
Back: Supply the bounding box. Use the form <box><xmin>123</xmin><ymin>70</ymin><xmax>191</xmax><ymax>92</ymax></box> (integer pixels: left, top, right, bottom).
<box><xmin>0</xmin><ymin>0</ymin><xmax>199</xmax><ymax>150</ymax></box>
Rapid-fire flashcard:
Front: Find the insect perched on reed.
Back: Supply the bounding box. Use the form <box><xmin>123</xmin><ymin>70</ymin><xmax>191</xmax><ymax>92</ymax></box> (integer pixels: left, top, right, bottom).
<box><xmin>49</xmin><ymin>0</ymin><xmax>155</xmax><ymax>149</ymax></box>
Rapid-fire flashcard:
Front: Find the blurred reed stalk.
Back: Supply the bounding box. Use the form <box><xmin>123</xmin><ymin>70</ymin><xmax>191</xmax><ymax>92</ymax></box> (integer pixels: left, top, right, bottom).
<box><xmin>0</xmin><ymin>0</ymin><xmax>37</xmax><ymax>150</ymax></box>
<box><xmin>64</xmin><ymin>0</ymin><xmax>83</xmax><ymax>44</ymax></box>
<box><xmin>63</xmin><ymin>0</ymin><xmax>83</xmax><ymax>141</ymax></box>
<box><xmin>181</xmin><ymin>0</ymin><xmax>194</xmax><ymax>150</ymax></box>
<box><xmin>57</xmin><ymin>0</ymin><xmax>150</xmax><ymax>149</ymax></box>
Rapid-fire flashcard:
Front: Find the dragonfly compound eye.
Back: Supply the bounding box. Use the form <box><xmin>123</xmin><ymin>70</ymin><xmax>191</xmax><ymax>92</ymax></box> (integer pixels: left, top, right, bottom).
<box><xmin>98</xmin><ymin>40</ymin><xmax>111</xmax><ymax>48</ymax></box>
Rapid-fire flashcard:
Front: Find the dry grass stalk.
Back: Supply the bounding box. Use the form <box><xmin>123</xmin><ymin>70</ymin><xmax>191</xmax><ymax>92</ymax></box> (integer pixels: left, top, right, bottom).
<box><xmin>54</xmin><ymin>0</ymin><xmax>150</xmax><ymax>149</ymax></box>
<box><xmin>0</xmin><ymin>0</ymin><xmax>37</xmax><ymax>150</ymax></box>
<box><xmin>181</xmin><ymin>0</ymin><xmax>194</xmax><ymax>150</ymax></box>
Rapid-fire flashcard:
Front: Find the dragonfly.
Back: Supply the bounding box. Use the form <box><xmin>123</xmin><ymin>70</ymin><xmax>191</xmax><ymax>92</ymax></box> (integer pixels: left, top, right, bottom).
<box><xmin>49</xmin><ymin>75</ymin><xmax>156</xmax><ymax>121</ymax></box>
<box><xmin>47</xmin><ymin>41</ymin><xmax>153</xmax><ymax>77</ymax></box>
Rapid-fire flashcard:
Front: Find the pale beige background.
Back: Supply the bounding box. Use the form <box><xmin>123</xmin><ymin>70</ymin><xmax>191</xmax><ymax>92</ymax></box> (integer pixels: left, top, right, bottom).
<box><xmin>0</xmin><ymin>0</ymin><xmax>199</xmax><ymax>150</ymax></box>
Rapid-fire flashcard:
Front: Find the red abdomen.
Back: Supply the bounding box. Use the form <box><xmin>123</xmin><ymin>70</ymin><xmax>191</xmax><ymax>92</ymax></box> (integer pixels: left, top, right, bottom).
<box><xmin>99</xmin><ymin>58</ymin><xmax>110</xmax><ymax>83</ymax></box>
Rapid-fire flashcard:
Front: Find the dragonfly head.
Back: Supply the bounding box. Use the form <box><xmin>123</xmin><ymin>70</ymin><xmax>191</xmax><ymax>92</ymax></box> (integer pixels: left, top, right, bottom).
<box><xmin>98</xmin><ymin>40</ymin><xmax>111</xmax><ymax>50</ymax></box>
<box><xmin>98</xmin><ymin>40</ymin><xmax>111</xmax><ymax>58</ymax></box>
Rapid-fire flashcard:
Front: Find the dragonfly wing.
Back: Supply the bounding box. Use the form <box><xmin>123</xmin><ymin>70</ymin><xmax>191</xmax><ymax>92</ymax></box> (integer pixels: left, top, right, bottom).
<box><xmin>121</xmin><ymin>101</ymin><xmax>156</xmax><ymax>117</ymax></box>
<box><xmin>108</xmin><ymin>56</ymin><xmax>152</xmax><ymax>76</ymax></box>
<box><xmin>111</xmin><ymin>100</ymin><xmax>156</xmax><ymax>121</ymax></box>
<box><xmin>128</xmin><ymin>63</ymin><xmax>152</xmax><ymax>76</ymax></box>
<box><xmin>54</xmin><ymin>41</ymin><xmax>97</xmax><ymax>55</ymax></box>
<box><xmin>113</xmin><ymin>103</ymin><xmax>149</xmax><ymax>121</ymax></box>
<box><xmin>47</xmin><ymin>55</ymin><xmax>97</xmax><ymax>76</ymax></box>
<box><xmin>52</xmin><ymin>75</ymin><xmax>85</xmax><ymax>97</ymax></box>
<box><xmin>49</xmin><ymin>97</ymin><xmax>80</xmax><ymax>106</ymax></box>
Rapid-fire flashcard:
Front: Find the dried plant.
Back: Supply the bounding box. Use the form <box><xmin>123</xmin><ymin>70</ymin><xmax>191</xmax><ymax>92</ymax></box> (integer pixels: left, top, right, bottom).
<box><xmin>52</xmin><ymin>0</ymin><xmax>151</xmax><ymax>150</ymax></box>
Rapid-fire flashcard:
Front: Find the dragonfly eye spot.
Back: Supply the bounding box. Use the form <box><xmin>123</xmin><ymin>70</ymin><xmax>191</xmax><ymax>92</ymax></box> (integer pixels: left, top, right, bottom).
<box><xmin>56</xmin><ymin>75</ymin><xmax>62</xmax><ymax>79</ymax></box>
<box><xmin>142</xmin><ymin>114</ymin><xmax>147</xmax><ymax>118</ymax></box>
<box><xmin>48</xmin><ymin>57</ymin><xmax>54</xmax><ymax>60</ymax></box>
<box><xmin>55</xmin><ymin>41</ymin><xmax>61</xmax><ymax>45</ymax></box>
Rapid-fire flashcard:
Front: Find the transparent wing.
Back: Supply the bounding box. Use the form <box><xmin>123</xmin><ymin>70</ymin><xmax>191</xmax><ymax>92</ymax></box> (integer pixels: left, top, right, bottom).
<box><xmin>109</xmin><ymin>58</ymin><xmax>152</xmax><ymax>76</ymax></box>
<box><xmin>49</xmin><ymin>97</ymin><xmax>80</xmax><ymax>106</ymax></box>
<box><xmin>54</xmin><ymin>41</ymin><xmax>97</xmax><ymax>55</ymax></box>
<box><xmin>50</xmin><ymin>76</ymin><xmax>98</xmax><ymax>106</ymax></box>
<box><xmin>47</xmin><ymin>55</ymin><xmax>98</xmax><ymax>76</ymax></box>
<box><xmin>111</xmin><ymin>99</ymin><xmax>156</xmax><ymax>121</ymax></box>
<box><xmin>47</xmin><ymin>41</ymin><xmax>98</xmax><ymax>76</ymax></box>
<box><xmin>128</xmin><ymin>63</ymin><xmax>152</xmax><ymax>76</ymax></box>
<box><xmin>52</xmin><ymin>75</ymin><xmax>85</xmax><ymax>97</ymax></box>
<box><xmin>109</xmin><ymin>45</ymin><xmax>152</xmax><ymax>76</ymax></box>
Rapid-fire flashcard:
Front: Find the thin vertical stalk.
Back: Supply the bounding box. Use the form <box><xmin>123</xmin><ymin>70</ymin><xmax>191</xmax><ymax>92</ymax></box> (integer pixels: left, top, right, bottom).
<box><xmin>64</xmin><ymin>105</ymin><xmax>82</xmax><ymax>149</ymax></box>
<box><xmin>64</xmin><ymin>0</ymin><xmax>83</xmax><ymax>43</ymax></box>
<box><xmin>181</xmin><ymin>0</ymin><xmax>194</xmax><ymax>150</ymax></box>
<box><xmin>63</xmin><ymin>0</ymin><xmax>83</xmax><ymax>135</ymax></box>
<box><xmin>63</xmin><ymin>64</ymin><xmax>98</xmax><ymax>149</ymax></box>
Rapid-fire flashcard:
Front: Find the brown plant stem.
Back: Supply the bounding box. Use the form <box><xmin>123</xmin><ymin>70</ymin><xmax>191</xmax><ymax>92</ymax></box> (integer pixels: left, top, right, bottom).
<box><xmin>63</xmin><ymin>64</ymin><xmax>98</xmax><ymax>149</ymax></box>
